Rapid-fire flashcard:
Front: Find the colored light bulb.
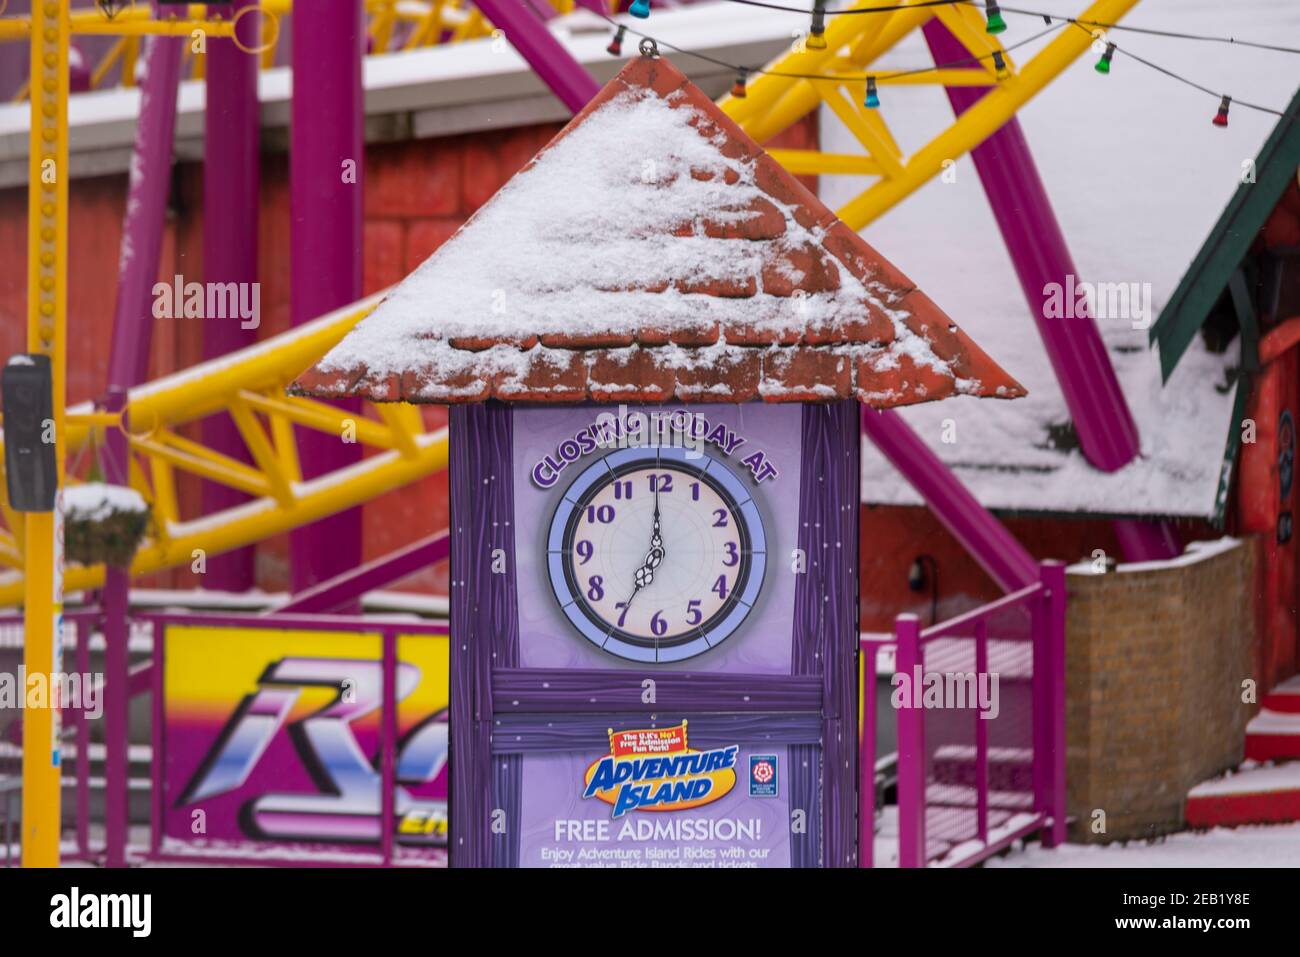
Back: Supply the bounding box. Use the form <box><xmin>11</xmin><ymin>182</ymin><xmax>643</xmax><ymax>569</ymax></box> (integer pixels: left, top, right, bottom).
<box><xmin>986</xmin><ymin>1</ymin><xmax>1007</xmax><ymax>34</ymax></box>
<box><xmin>864</xmin><ymin>76</ymin><xmax>879</xmax><ymax>108</ymax></box>
<box><xmin>1095</xmin><ymin>42</ymin><xmax>1115</xmax><ymax>74</ymax></box>
<box><xmin>808</xmin><ymin>8</ymin><xmax>828</xmax><ymax>49</ymax></box>
<box><xmin>630</xmin><ymin>0</ymin><xmax>650</xmax><ymax>19</ymax></box>
<box><xmin>731</xmin><ymin>70</ymin><xmax>748</xmax><ymax>99</ymax></box>
<box><xmin>1213</xmin><ymin>95</ymin><xmax>1231</xmax><ymax>127</ymax></box>
<box><xmin>992</xmin><ymin>50</ymin><xmax>1009</xmax><ymax>79</ymax></box>
<box><xmin>607</xmin><ymin>26</ymin><xmax>625</xmax><ymax>56</ymax></box>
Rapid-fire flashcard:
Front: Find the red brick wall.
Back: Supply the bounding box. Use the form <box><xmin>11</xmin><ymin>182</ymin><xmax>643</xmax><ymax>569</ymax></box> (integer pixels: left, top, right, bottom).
<box><xmin>1064</xmin><ymin>539</ymin><xmax>1256</xmax><ymax>841</ymax></box>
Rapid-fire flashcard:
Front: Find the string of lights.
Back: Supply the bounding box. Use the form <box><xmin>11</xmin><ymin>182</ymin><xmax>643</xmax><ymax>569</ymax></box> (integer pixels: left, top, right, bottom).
<box><xmin>601</xmin><ymin>11</ymin><xmax>1064</xmax><ymax>83</ymax></box>
<box><xmin>600</xmin><ymin>3</ymin><xmax>1297</xmax><ymax>124</ymax></box>
<box><xmin>709</xmin><ymin>0</ymin><xmax>1300</xmax><ymax>55</ymax></box>
<box><xmin>1081</xmin><ymin>23</ymin><xmax>1288</xmax><ymax>122</ymax></box>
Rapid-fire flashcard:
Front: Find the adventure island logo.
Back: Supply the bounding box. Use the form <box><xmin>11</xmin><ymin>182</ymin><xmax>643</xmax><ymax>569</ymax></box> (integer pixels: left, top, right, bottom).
<box><xmin>583</xmin><ymin>722</ymin><xmax>738</xmax><ymax>818</ymax></box>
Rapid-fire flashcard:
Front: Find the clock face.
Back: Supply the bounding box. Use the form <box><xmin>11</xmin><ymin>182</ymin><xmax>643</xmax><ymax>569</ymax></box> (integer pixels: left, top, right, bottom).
<box><xmin>547</xmin><ymin>446</ymin><xmax>766</xmax><ymax>663</ymax></box>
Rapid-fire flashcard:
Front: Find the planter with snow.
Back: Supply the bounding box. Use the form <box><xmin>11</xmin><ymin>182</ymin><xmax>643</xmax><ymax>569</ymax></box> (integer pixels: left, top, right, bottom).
<box><xmin>62</xmin><ymin>483</ymin><xmax>150</xmax><ymax>569</ymax></box>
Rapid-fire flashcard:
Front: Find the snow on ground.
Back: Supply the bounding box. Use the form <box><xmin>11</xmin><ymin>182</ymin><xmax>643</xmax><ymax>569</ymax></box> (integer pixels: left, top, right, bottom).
<box><xmin>987</xmin><ymin>822</ymin><xmax>1300</xmax><ymax>868</ymax></box>
<box><xmin>821</xmin><ymin>0</ymin><xmax>1300</xmax><ymax>516</ymax></box>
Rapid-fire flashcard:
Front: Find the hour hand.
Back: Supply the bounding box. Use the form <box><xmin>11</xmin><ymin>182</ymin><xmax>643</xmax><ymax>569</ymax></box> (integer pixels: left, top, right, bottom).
<box><xmin>626</xmin><ymin>507</ymin><xmax>666</xmax><ymax>606</ymax></box>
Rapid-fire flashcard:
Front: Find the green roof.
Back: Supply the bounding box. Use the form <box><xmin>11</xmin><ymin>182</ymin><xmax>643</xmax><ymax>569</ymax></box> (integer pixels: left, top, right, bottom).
<box><xmin>1151</xmin><ymin>86</ymin><xmax>1300</xmax><ymax>382</ymax></box>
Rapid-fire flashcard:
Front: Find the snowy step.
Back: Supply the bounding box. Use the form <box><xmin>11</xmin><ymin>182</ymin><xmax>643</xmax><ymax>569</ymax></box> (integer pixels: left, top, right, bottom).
<box><xmin>1245</xmin><ymin>709</ymin><xmax>1300</xmax><ymax>761</ymax></box>
<box><xmin>1262</xmin><ymin>675</ymin><xmax>1300</xmax><ymax>715</ymax></box>
<box><xmin>1185</xmin><ymin>762</ymin><xmax>1300</xmax><ymax>828</ymax></box>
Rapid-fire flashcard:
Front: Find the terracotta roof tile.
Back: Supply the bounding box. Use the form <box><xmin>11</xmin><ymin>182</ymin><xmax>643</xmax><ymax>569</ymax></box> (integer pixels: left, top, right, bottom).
<box><xmin>292</xmin><ymin>55</ymin><xmax>1025</xmax><ymax>409</ymax></box>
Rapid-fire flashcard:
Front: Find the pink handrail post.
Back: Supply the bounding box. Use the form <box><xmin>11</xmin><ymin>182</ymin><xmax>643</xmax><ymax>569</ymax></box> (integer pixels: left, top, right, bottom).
<box><xmin>101</xmin><ymin>557</ymin><xmax>131</xmax><ymax>867</ymax></box>
<box><xmin>858</xmin><ymin>641</ymin><xmax>880</xmax><ymax>868</ymax></box>
<box><xmin>894</xmin><ymin>614</ymin><xmax>926</xmax><ymax>868</ymax></box>
<box><xmin>974</xmin><ymin>618</ymin><xmax>989</xmax><ymax>845</ymax></box>
<box><xmin>1039</xmin><ymin>561</ymin><xmax>1068</xmax><ymax>846</ymax></box>
<box><xmin>380</xmin><ymin>630</ymin><xmax>398</xmax><ymax>866</ymax></box>
<box><xmin>73</xmin><ymin>616</ymin><xmax>90</xmax><ymax>857</ymax></box>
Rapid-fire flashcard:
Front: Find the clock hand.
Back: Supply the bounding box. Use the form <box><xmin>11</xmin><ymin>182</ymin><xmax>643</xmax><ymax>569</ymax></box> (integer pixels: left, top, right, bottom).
<box><xmin>624</xmin><ymin>490</ymin><xmax>666</xmax><ymax>608</ymax></box>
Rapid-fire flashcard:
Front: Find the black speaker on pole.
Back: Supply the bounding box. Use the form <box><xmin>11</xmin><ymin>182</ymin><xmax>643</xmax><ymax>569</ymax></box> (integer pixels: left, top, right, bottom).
<box><xmin>2</xmin><ymin>354</ymin><xmax>57</xmax><ymax>513</ymax></box>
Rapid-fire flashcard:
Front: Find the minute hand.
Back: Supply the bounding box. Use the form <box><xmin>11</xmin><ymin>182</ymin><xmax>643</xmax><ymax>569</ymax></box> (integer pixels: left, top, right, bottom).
<box><xmin>625</xmin><ymin>489</ymin><xmax>665</xmax><ymax>607</ymax></box>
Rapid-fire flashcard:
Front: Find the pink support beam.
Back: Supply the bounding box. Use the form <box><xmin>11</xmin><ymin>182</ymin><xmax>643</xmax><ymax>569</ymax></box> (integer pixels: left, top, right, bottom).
<box><xmin>893</xmin><ymin>614</ymin><xmax>926</xmax><ymax>868</ymax></box>
<box><xmin>472</xmin><ymin>0</ymin><xmax>601</xmax><ymax>113</ymax></box>
<box><xmin>289</xmin><ymin>1</ymin><xmax>366</xmax><ymax>594</ymax></box>
<box><xmin>264</xmin><ymin>530</ymin><xmax>450</xmax><ymax>616</ymax></box>
<box><xmin>105</xmin><ymin>37</ymin><xmax>183</xmax><ymax>394</ymax></box>
<box><xmin>202</xmin><ymin>0</ymin><xmax>261</xmax><ymax>591</ymax></box>
<box><xmin>923</xmin><ymin>23</ymin><xmax>1178</xmax><ymax>561</ymax></box>
<box><xmin>102</xmin><ymin>22</ymin><xmax>184</xmax><ymax>870</ymax></box>
<box><xmin>862</xmin><ymin>408</ymin><xmax>1038</xmax><ymax>592</ymax></box>
<box><xmin>923</xmin><ymin>22</ymin><xmax>1140</xmax><ymax>474</ymax></box>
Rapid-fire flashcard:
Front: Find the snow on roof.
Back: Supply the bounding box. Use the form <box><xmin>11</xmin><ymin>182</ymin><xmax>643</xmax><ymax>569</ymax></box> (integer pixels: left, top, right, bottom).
<box><xmin>294</xmin><ymin>55</ymin><xmax>1024</xmax><ymax>408</ymax></box>
<box><xmin>841</xmin><ymin>0</ymin><xmax>1299</xmax><ymax>517</ymax></box>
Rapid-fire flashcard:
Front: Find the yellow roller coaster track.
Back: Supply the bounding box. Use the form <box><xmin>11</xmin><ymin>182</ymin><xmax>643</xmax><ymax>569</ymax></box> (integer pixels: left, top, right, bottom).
<box><xmin>0</xmin><ymin>0</ymin><xmax>1136</xmax><ymax>608</ymax></box>
<box><xmin>719</xmin><ymin>0</ymin><xmax>1140</xmax><ymax>229</ymax></box>
<box><xmin>0</xmin><ymin>292</ymin><xmax>447</xmax><ymax>607</ymax></box>
<box><xmin>1</xmin><ymin>0</ymin><xmax>597</xmax><ymax>100</ymax></box>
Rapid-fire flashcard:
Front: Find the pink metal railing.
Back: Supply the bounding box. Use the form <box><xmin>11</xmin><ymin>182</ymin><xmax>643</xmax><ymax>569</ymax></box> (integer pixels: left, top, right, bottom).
<box><xmin>860</xmin><ymin>561</ymin><xmax>1066</xmax><ymax>868</ymax></box>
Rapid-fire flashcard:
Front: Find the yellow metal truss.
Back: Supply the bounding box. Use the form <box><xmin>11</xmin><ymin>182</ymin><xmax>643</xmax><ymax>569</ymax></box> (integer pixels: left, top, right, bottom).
<box><xmin>0</xmin><ymin>0</ymin><xmax>1141</xmax><ymax>610</ymax></box>
<box><xmin>721</xmin><ymin>0</ymin><xmax>1140</xmax><ymax>229</ymax></box>
<box><xmin>3</xmin><ymin>0</ymin><xmax>564</xmax><ymax>98</ymax></box>
<box><xmin>0</xmin><ymin>293</ymin><xmax>449</xmax><ymax>607</ymax></box>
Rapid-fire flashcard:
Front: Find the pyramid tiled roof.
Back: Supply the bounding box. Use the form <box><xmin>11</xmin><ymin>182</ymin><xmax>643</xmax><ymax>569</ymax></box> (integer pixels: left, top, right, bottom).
<box><xmin>292</xmin><ymin>55</ymin><xmax>1024</xmax><ymax>408</ymax></box>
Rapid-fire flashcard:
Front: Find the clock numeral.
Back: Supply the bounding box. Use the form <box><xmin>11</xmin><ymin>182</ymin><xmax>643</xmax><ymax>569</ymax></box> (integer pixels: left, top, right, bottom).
<box><xmin>651</xmin><ymin>610</ymin><xmax>668</xmax><ymax>637</ymax></box>
<box><xmin>723</xmin><ymin>542</ymin><xmax>739</xmax><ymax>567</ymax></box>
<box><xmin>614</xmin><ymin>602</ymin><xmax>630</xmax><ymax>627</ymax></box>
<box><xmin>712</xmin><ymin>508</ymin><xmax>729</xmax><ymax>528</ymax></box>
<box><xmin>712</xmin><ymin>575</ymin><xmax>728</xmax><ymax>600</ymax></box>
<box><xmin>648</xmin><ymin>473</ymin><xmax>673</xmax><ymax>493</ymax></box>
<box><xmin>586</xmin><ymin>504</ymin><xmax>616</xmax><ymax>524</ymax></box>
<box><xmin>575</xmin><ymin>540</ymin><xmax>594</xmax><ymax>565</ymax></box>
<box><xmin>686</xmin><ymin>599</ymin><xmax>702</xmax><ymax>626</ymax></box>
<box><xmin>587</xmin><ymin>575</ymin><xmax>604</xmax><ymax>601</ymax></box>
<box><xmin>612</xmin><ymin>480</ymin><xmax>632</xmax><ymax>500</ymax></box>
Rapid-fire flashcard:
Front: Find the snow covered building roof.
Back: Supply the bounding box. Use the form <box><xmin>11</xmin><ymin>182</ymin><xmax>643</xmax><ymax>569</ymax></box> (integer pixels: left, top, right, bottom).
<box><xmin>292</xmin><ymin>54</ymin><xmax>1023</xmax><ymax>408</ymax></box>
<box><xmin>846</xmin><ymin>0</ymin><xmax>1300</xmax><ymax>519</ymax></box>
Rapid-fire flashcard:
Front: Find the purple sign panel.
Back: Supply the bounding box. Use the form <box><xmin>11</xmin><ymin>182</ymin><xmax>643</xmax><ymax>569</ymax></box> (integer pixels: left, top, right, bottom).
<box><xmin>512</xmin><ymin>403</ymin><xmax>803</xmax><ymax>672</ymax></box>
<box><xmin>494</xmin><ymin>403</ymin><xmax>816</xmax><ymax>867</ymax></box>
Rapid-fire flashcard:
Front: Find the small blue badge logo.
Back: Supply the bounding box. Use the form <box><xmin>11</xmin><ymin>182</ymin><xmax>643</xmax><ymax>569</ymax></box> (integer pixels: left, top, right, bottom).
<box><xmin>749</xmin><ymin>754</ymin><xmax>778</xmax><ymax>797</ymax></box>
